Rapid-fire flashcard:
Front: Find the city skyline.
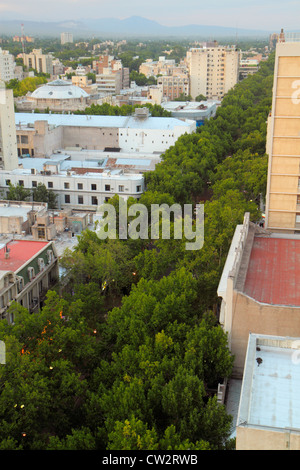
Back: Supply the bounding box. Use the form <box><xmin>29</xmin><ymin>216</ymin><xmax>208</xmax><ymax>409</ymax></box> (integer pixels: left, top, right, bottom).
<box><xmin>0</xmin><ymin>0</ymin><xmax>300</xmax><ymax>32</ymax></box>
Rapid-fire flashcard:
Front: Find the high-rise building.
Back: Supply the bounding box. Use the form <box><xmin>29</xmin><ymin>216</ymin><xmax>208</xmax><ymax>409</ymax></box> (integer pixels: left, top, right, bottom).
<box><xmin>0</xmin><ymin>82</ymin><xmax>18</xmax><ymax>171</ymax></box>
<box><xmin>60</xmin><ymin>32</ymin><xmax>73</xmax><ymax>45</ymax></box>
<box><xmin>186</xmin><ymin>43</ymin><xmax>240</xmax><ymax>100</ymax></box>
<box><xmin>23</xmin><ymin>49</ymin><xmax>53</xmax><ymax>75</ymax></box>
<box><xmin>265</xmin><ymin>35</ymin><xmax>300</xmax><ymax>232</ymax></box>
<box><xmin>0</xmin><ymin>48</ymin><xmax>16</xmax><ymax>82</ymax></box>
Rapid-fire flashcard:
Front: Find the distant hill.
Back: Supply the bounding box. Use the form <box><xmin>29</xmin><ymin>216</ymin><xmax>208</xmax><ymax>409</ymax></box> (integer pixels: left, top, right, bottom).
<box><xmin>0</xmin><ymin>15</ymin><xmax>272</xmax><ymax>39</ymax></box>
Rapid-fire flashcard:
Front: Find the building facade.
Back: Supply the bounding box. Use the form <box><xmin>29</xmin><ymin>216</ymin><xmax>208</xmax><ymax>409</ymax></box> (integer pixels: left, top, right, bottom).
<box><xmin>0</xmin><ymin>48</ymin><xmax>15</xmax><ymax>82</ymax></box>
<box><xmin>0</xmin><ymin>239</ymin><xmax>59</xmax><ymax>322</ymax></box>
<box><xmin>22</xmin><ymin>49</ymin><xmax>53</xmax><ymax>75</ymax></box>
<box><xmin>265</xmin><ymin>38</ymin><xmax>300</xmax><ymax>232</ymax></box>
<box><xmin>186</xmin><ymin>43</ymin><xmax>240</xmax><ymax>100</ymax></box>
<box><xmin>0</xmin><ymin>84</ymin><xmax>19</xmax><ymax>171</ymax></box>
<box><xmin>61</xmin><ymin>32</ymin><xmax>73</xmax><ymax>45</ymax></box>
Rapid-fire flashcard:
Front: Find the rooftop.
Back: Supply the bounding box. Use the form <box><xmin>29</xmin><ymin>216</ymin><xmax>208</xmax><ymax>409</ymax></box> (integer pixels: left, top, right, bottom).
<box><xmin>237</xmin><ymin>333</ymin><xmax>300</xmax><ymax>431</ymax></box>
<box><xmin>29</xmin><ymin>79</ymin><xmax>89</xmax><ymax>100</ymax></box>
<box><xmin>15</xmin><ymin>112</ymin><xmax>195</xmax><ymax>131</ymax></box>
<box><xmin>0</xmin><ymin>239</ymin><xmax>49</xmax><ymax>272</ymax></box>
<box><xmin>243</xmin><ymin>235</ymin><xmax>300</xmax><ymax>307</ymax></box>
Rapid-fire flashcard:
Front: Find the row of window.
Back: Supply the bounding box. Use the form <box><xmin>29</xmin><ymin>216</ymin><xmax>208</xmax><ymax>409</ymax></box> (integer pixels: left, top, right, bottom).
<box><xmin>5</xmin><ymin>180</ymin><xmax>141</xmax><ymax>193</ymax></box>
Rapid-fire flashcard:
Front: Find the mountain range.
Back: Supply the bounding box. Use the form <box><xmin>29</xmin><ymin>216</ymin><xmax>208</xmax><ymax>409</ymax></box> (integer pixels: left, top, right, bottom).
<box><xmin>0</xmin><ymin>16</ymin><xmax>273</xmax><ymax>39</ymax></box>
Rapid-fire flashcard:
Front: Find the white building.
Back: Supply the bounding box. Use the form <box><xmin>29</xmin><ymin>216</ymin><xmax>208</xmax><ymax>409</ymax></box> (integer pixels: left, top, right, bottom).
<box><xmin>0</xmin><ymin>48</ymin><xmax>16</xmax><ymax>82</ymax></box>
<box><xmin>0</xmin><ymin>154</ymin><xmax>145</xmax><ymax>211</ymax></box>
<box><xmin>0</xmin><ymin>83</ymin><xmax>19</xmax><ymax>171</ymax></box>
<box><xmin>61</xmin><ymin>32</ymin><xmax>73</xmax><ymax>45</ymax></box>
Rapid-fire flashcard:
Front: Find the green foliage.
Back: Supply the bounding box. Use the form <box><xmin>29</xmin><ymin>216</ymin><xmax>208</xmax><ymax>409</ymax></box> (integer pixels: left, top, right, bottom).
<box><xmin>32</xmin><ymin>183</ymin><xmax>58</xmax><ymax>209</ymax></box>
<box><xmin>6</xmin><ymin>183</ymin><xmax>31</xmax><ymax>201</ymax></box>
<box><xmin>6</xmin><ymin>76</ymin><xmax>48</xmax><ymax>97</ymax></box>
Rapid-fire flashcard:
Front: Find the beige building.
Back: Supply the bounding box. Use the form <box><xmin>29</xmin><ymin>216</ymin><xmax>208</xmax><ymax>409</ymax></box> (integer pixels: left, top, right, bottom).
<box><xmin>186</xmin><ymin>43</ymin><xmax>240</xmax><ymax>100</ymax></box>
<box><xmin>22</xmin><ymin>49</ymin><xmax>53</xmax><ymax>75</ymax></box>
<box><xmin>236</xmin><ymin>333</ymin><xmax>300</xmax><ymax>450</ymax></box>
<box><xmin>265</xmin><ymin>38</ymin><xmax>300</xmax><ymax>232</ymax></box>
<box><xmin>0</xmin><ymin>200</ymin><xmax>48</xmax><ymax>235</ymax></box>
<box><xmin>157</xmin><ymin>74</ymin><xmax>189</xmax><ymax>100</ymax></box>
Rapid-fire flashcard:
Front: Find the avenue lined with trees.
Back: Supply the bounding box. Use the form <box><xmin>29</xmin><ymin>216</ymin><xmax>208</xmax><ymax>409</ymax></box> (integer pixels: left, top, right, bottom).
<box><xmin>0</xmin><ymin>52</ymin><xmax>274</xmax><ymax>450</ymax></box>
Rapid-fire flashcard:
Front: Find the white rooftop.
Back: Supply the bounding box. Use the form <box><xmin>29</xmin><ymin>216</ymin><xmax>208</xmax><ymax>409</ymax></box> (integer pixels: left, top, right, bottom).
<box><xmin>15</xmin><ymin>112</ymin><xmax>195</xmax><ymax>131</ymax></box>
<box><xmin>237</xmin><ymin>334</ymin><xmax>300</xmax><ymax>431</ymax></box>
<box><xmin>29</xmin><ymin>79</ymin><xmax>89</xmax><ymax>100</ymax></box>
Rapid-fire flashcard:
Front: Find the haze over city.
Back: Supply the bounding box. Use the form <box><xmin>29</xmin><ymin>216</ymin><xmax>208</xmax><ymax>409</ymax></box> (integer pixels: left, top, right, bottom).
<box><xmin>0</xmin><ymin>0</ymin><xmax>299</xmax><ymax>31</ymax></box>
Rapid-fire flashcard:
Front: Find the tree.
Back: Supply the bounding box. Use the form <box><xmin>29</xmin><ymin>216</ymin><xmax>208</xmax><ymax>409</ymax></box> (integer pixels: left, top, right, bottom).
<box><xmin>6</xmin><ymin>183</ymin><xmax>31</xmax><ymax>201</ymax></box>
<box><xmin>32</xmin><ymin>183</ymin><xmax>57</xmax><ymax>209</ymax></box>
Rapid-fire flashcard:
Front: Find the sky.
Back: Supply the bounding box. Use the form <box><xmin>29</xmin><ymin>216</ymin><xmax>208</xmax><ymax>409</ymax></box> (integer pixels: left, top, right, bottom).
<box><xmin>0</xmin><ymin>0</ymin><xmax>300</xmax><ymax>31</ymax></box>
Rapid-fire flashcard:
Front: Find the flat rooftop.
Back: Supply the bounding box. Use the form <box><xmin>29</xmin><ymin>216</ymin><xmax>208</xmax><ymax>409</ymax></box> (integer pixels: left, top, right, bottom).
<box><xmin>0</xmin><ymin>239</ymin><xmax>49</xmax><ymax>272</ymax></box>
<box><xmin>243</xmin><ymin>235</ymin><xmax>300</xmax><ymax>307</ymax></box>
<box><xmin>15</xmin><ymin>112</ymin><xmax>194</xmax><ymax>131</ymax></box>
<box><xmin>237</xmin><ymin>334</ymin><xmax>300</xmax><ymax>431</ymax></box>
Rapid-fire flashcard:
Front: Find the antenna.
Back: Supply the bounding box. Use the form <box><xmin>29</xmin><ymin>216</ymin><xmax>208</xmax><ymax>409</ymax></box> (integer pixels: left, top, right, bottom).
<box><xmin>21</xmin><ymin>23</ymin><xmax>25</xmax><ymax>54</ymax></box>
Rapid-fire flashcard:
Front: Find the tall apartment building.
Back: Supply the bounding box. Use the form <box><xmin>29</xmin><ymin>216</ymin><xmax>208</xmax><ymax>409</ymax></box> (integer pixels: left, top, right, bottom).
<box><xmin>0</xmin><ymin>48</ymin><xmax>15</xmax><ymax>82</ymax></box>
<box><xmin>61</xmin><ymin>32</ymin><xmax>73</xmax><ymax>45</ymax></box>
<box><xmin>0</xmin><ymin>83</ymin><xmax>18</xmax><ymax>171</ymax></box>
<box><xmin>265</xmin><ymin>37</ymin><xmax>300</xmax><ymax>232</ymax></box>
<box><xmin>186</xmin><ymin>43</ymin><xmax>240</xmax><ymax>100</ymax></box>
<box><xmin>23</xmin><ymin>49</ymin><xmax>53</xmax><ymax>75</ymax></box>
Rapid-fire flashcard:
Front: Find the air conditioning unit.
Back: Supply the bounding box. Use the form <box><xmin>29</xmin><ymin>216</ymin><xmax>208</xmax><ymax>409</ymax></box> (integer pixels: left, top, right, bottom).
<box><xmin>28</xmin><ymin>267</ymin><xmax>35</xmax><ymax>280</ymax></box>
<box><xmin>38</xmin><ymin>258</ymin><xmax>45</xmax><ymax>271</ymax></box>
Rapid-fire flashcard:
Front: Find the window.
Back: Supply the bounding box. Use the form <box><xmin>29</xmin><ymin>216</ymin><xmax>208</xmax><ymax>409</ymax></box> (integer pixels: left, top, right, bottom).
<box><xmin>91</xmin><ymin>184</ymin><xmax>97</xmax><ymax>191</ymax></box>
<box><xmin>21</xmin><ymin>135</ymin><xmax>28</xmax><ymax>144</ymax></box>
<box><xmin>64</xmin><ymin>182</ymin><xmax>70</xmax><ymax>189</ymax></box>
<box><xmin>65</xmin><ymin>195</ymin><xmax>70</xmax><ymax>203</ymax></box>
<box><xmin>77</xmin><ymin>183</ymin><xmax>83</xmax><ymax>190</ymax></box>
<box><xmin>136</xmin><ymin>185</ymin><xmax>142</xmax><ymax>192</ymax></box>
<box><xmin>32</xmin><ymin>181</ymin><xmax>37</xmax><ymax>188</ymax></box>
<box><xmin>5</xmin><ymin>179</ymin><xmax>10</xmax><ymax>186</ymax></box>
<box><xmin>48</xmin><ymin>181</ymin><xmax>53</xmax><ymax>189</ymax></box>
<box><xmin>78</xmin><ymin>196</ymin><xmax>84</xmax><ymax>204</ymax></box>
<box><xmin>91</xmin><ymin>196</ymin><xmax>98</xmax><ymax>205</ymax></box>
<box><xmin>105</xmin><ymin>184</ymin><xmax>110</xmax><ymax>191</ymax></box>
<box><xmin>118</xmin><ymin>185</ymin><xmax>124</xmax><ymax>192</ymax></box>
<box><xmin>19</xmin><ymin>180</ymin><xmax>24</xmax><ymax>186</ymax></box>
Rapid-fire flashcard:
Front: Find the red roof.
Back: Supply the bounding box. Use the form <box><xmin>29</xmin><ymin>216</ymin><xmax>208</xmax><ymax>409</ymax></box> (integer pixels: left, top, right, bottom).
<box><xmin>243</xmin><ymin>237</ymin><xmax>300</xmax><ymax>306</ymax></box>
<box><xmin>0</xmin><ymin>240</ymin><xmax>49</xmax><ymax>273</ymax></box>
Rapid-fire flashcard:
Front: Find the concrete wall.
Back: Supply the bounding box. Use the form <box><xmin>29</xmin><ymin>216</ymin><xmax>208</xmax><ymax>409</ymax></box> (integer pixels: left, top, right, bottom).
<box><xmin>230</xmin><ymin>291</ymin><xmax>300</xmax><ymax>377</ymax></box>
<box><xmin>236</xmin><ymin>426</ymin><xmax>300</xmax><ymax>450</ymax></box>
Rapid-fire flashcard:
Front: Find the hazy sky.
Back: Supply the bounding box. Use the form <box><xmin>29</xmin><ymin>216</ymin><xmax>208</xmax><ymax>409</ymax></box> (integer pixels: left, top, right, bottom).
<box><xmin>0</xmin><ymin>0</ymin><xmax>300</xmax><ymax>31</ymax></box>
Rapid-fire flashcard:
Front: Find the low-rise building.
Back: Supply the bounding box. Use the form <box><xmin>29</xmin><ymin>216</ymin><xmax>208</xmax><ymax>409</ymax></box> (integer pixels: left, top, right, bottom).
<box><xmin>161</xmin><ymin>100</ymin><xmax>217</xmax><ymax>127</ymax></box>
<box><xmin>14</xmin><ymin>108</ymin><xmax>196</xmax><ymax>156</ymax></box>
<box><xmin>218</xmin><ymin>213</ymin><xmax>300</xmax><ymax>378</ymax></box>
<box><xmin>0</xmin><ymin>239</ymin><xmax>59</xmax><ymax>322</ymax></box>
<box><xmin>236</xmin><ymin>333</ymin><xmax>300</xmax><ymax>450</ymax></box>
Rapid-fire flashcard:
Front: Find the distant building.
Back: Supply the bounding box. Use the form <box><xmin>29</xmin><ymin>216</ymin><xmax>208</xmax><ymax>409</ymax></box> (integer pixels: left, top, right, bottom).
<box><xmin>186</xmin><ymin>43</ymin><xmax>240</xmax><ymax>100</ymax></box>
<box><xmin>157</xmin><ymin>75</ymin><xmax>190</xmax><ymax>101</ymax></box>
<box><xmin>17</xmin><ymin>79</ymin><xmax>91</xmax><ymax>112</ymax></box>
<box><xmin>239</xmin><ymin>59</ymin><xmax>259</xmax><ymax>80</ymax></box>
<box><xmin>161</xmin><ymin>100</ymin><xmax>217</xmax><ymax>127</ymax></box>
<box><xmin>0</xmin><ymin>200</ymin><xmax>48</xmax><ymax>236</ymax></box>
<box><xmin>22</xmin><ymin>49</ymin><xmax>53</xmax><ymax>75</ymax></box>
<box><xmin>0</xmin><ymin>48</ymin><xmax>16</xmax><ymax>82</ymax></box>
<box><xmin>0</xmin><ymin>239</ymin><xmax>59</xmax><ymax>322</ymax></box>
<box><xmin>61</xmin><ymin>32</ymin><xmax>73</xmax><ymax>45</ymax></box>
<box><xmin>0</xmin><ymin>84</ymin><xmax>18</xmax><ymax>171</ymax></box>
<box><xmin>236</xmin><ymin>333</ymin><xmax>300</xmax><ymax>450</ymax></box>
